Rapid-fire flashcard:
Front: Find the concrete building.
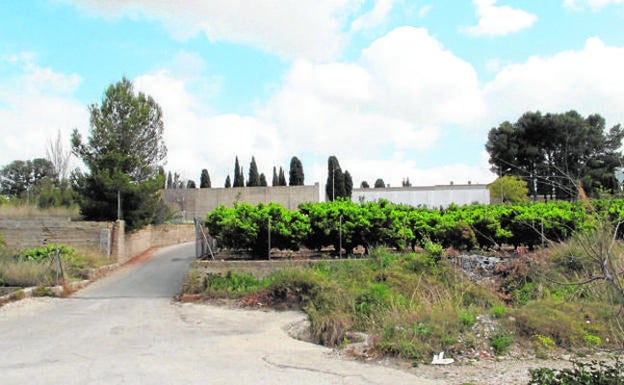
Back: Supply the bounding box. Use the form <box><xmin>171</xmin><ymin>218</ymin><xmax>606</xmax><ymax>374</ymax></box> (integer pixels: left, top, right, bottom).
<box><xmin>352</xmin><ymin>183</ymin><xmax>491</xmax><ymax>208</ymax></box>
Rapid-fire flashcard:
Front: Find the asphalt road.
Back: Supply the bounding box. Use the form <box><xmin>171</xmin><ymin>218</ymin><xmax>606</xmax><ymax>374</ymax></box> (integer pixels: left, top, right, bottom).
<box><xmin>0</xmin><ymin>243</ymin><xmax>441</xmax><ymax>385</ymax></box>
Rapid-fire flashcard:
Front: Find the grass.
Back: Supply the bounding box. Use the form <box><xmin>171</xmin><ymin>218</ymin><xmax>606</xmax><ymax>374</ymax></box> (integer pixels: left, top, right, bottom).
<box><xmin>0</xmin><ymin>204</ymin><xmax>80</xmax><ymax>219</ymax></box>
<box><xmin>0</xmin><ymin>243</ymin><xmax>110</xmax><ymax>288</ymax></box>
<box><xmin>183</xmin><ymin>245</ymin><xmax>624</xmax><ymax>363</ymax></box>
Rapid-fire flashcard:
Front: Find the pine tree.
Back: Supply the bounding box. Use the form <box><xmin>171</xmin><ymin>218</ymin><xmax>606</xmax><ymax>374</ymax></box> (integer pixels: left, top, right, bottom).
<box><xmin>288</xmin><ymin>156</ymin><xmax>304</xmax><ymax>186</ymax></box>
<box><xmin>247</xmin><ymin>156</ymin><xmax>260</xmax><ymax>187</ymax></box>
<box><xmin>278</xmin><ymin>167</ymin><xmax>287</xmax><ymax>186</ymax></box>
<box><xmin>200</xmin><ymin>169</ymin><xmax>211</xmax><ymax>188</ymax></box>
<box><xmin>225</xmin><ymin>175</ymin><xmax>231</xmax><ymax>188</ymax></box>
<box><xmin>259</xmin><ymin>173</ymin><xmax>267</xmax><ymax>187</ymax></box>
<box><xmin>233</xmin><ymin>156</ymin><xmax>244</xmax><ymax>187</ymax></box>
<box><xmin>186</xmin><ymin>180</ymin><xmax>196</xmax><ymax>189</ymax></box>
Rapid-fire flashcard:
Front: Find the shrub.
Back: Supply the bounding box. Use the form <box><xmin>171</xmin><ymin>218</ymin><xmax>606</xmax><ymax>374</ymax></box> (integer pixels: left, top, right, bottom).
<box><xmin>490</xmin><ymin>331</ymin><xmax>513</xmax><ymax>355</ymax></box>
<box><xmin>528</xmin><ymin>360</ymin><xmax>624</xmax><ymax>385</ymax></box>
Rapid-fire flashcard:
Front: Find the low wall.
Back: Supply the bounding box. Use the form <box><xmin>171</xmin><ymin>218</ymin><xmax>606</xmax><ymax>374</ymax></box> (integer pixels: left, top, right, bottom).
<box><xmin>162</xmin><ymin>183</ymin><xmax>320</xmax><ymax>220</ymax></box>
<box><xmin>120</xmin><ymin>223</ymin><xmax>195</xmax><ymax>264</ymax></box>
<box><xmin>0</xmin><ymin>218</ymin><xmax>194</xmax><ymax>264</ymax></box>
<box><xmin>0</xmin><ymin>218</ymin><xmax>113</xmax><ymax>254</ymax></box>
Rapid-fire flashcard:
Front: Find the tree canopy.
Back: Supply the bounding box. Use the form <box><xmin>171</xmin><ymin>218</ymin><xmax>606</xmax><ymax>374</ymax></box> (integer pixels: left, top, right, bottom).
<box><xmin>325</xmin><ymin>156</ymin><xmax>352</xmax><ymax>200</ymax></box>
<box><xmin>486</xmin><ymin>110</ymin><xmax>624</xmax><ymax>200</ymax></box>
<box><xmin>374</xmin><ymin>178</ymin><xmax>386</xmax><ymax>188</ymax></box>
<box><xmin>0</xmin><ymin>158</ymin><xmax>54</xmax><ymax>197</ymax></box>
<box><xmin>233</xmin><ymin>156</ymin><xmax>245</xmax><ymax>187</ymax></box>
<box><xmin>71</xmin><ymin>77</ymin><xmax>167</xmax><ymax>230</ymax></box>
<box><xmin>488</xmin><ymin>175</ymin><xmax>529</xmax><ymax>203</ymax></box>
<box><xmin>247</xmin><ymin>157</ymin><xmax>260</xmax><ymax>187</ymax></box>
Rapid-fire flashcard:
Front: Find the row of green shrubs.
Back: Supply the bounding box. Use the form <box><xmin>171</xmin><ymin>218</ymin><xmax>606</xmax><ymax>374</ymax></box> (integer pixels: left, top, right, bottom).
<box><xmin>205</xmin><ymin>199</ymin><xmax>624</xmax><ymax>258</ymax></box>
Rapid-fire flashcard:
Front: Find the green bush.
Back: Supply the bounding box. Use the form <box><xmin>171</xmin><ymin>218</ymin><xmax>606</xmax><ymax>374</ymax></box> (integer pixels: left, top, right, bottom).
<box><xmin>528</xmin><ymin>360</ymin><xmax>624</xmax><ymax>385</ymax></box>
<box><xmin>490</xmin><ymin>331</ymin><xmax>513</xmax><ymax>355</ymax></box>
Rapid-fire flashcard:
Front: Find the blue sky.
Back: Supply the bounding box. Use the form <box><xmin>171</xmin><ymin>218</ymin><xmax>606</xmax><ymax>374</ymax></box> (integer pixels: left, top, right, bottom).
<box><xmin>2</xmin><ymin>0</ymin><xmax>624</xmax><ymax>189</ymax></box>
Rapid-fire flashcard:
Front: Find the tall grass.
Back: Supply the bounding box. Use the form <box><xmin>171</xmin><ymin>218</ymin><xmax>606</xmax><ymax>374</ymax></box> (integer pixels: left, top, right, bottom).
<box><xmin>0</xmin><ymin>204</ymin><xmax>80</xmax><ymax>219</ymax></box>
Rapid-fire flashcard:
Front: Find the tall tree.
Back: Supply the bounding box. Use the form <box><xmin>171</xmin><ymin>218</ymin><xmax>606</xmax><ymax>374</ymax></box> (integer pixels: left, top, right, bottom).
<box><xmin>71</xmin><ymin>77</ymin><xmax>167</xmax><ymax>230</ymax></box>
<box><xmin>225</xmin><ymin>175</ymin><xmax>231</xmax><ymax>188</ymax></box>
<box><xmin>259</xmin><ymin>173</ymin><xmax>268</xmax><ymax>187</ymax></box>
<box><xmin>247</xmin><ymin>156</ymin><xmax>260</xmax><ymax>187</ymax></box>
<box><xmin>374</xmin><ymin>178</ymin><xmax>386</xmax><ymax>188</ymax></box>
<box><xmin>233</xmin><ymin>156</ymin><xmax>245</xmax><ymax>187</ymax></box>
<box><xmin>200</xmin><ymin>169</ymin><xmax>211</xmax><ymax>188</ymax></box>
<box><xmin>166</xmin><ymin>171</ymin><xmax>173</xmax><ymax>189</ymax></box>
<box><xmin>289</xmin><ymin>156</ymin><xmax>305</xmax><ymax>186</ymax></box>
<box><xmin>0</xmin><ymin>158</ymin><xmax>54</xmax><ymax>197</ymax></box>
<box><xmin>344</xmin><ymin>170</ymin><xmax>353</xmax><ymax>198</ymax></box>
<box><xmin>486</xmin><ymin>110</ymin><xmax>624</xmax><ymax>199</ymax></box>
<box><xmin>278</xmin><ymin>167</ymin><xmax>287</xmax><ymax>186</ymax></box>
<box><xmin>46</xmin><ymin>129</ymin><xmax>71</xmax><ymax>183</ymax></box>
<box><xmin>272</xmin><ymin>166</ymin><xmax>279</xmax><ymax>186</ymax></box>
<box><xmin>325</xmin><ymin>156</ymin><xmax>345</xmax><ymax>201</ymax></box>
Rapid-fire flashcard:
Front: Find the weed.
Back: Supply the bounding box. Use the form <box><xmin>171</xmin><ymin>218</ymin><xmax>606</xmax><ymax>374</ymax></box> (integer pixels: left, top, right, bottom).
<box><xmin>32</xmin><ymin>285</ymin><xmax>56</xmax><ymax>297</ymax></box>
<box><xmin>490</xmin><ymin>331</ymin><xmax>513</xmax><ymax>355</ymax></box>
<box><xmin>459</xmin><ymin>310</ymin><xmax>476</xmax><ymax>328</ymax></box>
<box><xmin>583</xmin><ymin>334</ymin><xmax>602</xmax><ymax>348</ymax></box>
<box><xmin>533</xmin><ymin>334</ymin><xmax>556</xmax><ymax>350</ymax></box>
<box><xmin>491</xmin><ymin>304</ymin><xmax>506</xmax><ymax>318</ymax></box>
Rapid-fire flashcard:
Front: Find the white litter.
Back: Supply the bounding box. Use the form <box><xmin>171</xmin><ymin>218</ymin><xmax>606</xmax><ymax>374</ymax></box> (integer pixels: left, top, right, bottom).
<box><xmin>431</xmin><ymin>351</ymin><xmax>455</xmax><ymax>365</ymax></box>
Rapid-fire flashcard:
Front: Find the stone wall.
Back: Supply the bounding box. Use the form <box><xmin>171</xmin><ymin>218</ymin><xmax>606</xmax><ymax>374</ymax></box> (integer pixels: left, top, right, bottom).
<box><xmin>120</xmin><ymin>223</ymin><xmax>194</xmax><ymax>264</ymax></box>
<box><xmin>162</xmin><ymin>183</ymin><xmax>320</xmax><ymax>220</ymax></box>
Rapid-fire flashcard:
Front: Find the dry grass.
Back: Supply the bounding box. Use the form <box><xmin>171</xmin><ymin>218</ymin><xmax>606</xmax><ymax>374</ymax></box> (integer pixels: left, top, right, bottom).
<box><xmin>0</xmin><ymin>204</ymin><xmax>80</xmax><ymax>219</ymax></box>
<box><xmin>0</xmin><ymin>260</ymin><xmax>56</xmax><ymax>287</ymax></box>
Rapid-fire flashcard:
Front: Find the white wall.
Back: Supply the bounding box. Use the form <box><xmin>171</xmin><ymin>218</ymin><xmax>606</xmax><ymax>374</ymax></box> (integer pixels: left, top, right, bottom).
<box><xmin>352</xmin><ymin>184</ymin><xmax>490</xmax><ymax>208</ymax></box>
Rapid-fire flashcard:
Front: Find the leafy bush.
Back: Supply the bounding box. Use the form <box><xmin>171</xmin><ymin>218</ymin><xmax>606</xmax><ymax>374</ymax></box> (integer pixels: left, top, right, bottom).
<box><xmin>528</xmin><ymin>360</ymin><xmax>624</xmax><ymax>385</ymax></box>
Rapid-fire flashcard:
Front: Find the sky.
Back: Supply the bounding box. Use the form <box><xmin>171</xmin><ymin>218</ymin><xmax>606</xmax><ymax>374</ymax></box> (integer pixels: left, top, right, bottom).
<box><xmin>1</xmin><ymin>0</ymin><xmax>624</xmax><ymax>189</ymax></box>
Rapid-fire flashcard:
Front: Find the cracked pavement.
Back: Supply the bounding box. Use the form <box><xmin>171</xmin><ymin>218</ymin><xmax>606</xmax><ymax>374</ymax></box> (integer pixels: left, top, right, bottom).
<box><xmin>0</xmin><ymin>243</ymin><xmax>441</xmax><ymax>385</ymax></box>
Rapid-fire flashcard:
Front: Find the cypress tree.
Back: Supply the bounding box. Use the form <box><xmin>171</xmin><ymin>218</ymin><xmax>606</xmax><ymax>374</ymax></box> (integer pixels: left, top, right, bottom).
<box><xmin>325</xmin><ymin>156</ymin><xmax>345</xmax><ymax>201</ymax></box>
<box><xmin>259</xmin><ymin>173</ymin><xmax>267</xmax><ymax>187</ymax></box>
<box><xmin>247</xmin><ymin>156</ymin><xmax>260</xmax><ymax>187</ymax></box>
<box><xmin>272</xmin><ymin>166</ymin><xmax>279</xmax><ymax>186</ymax></box>
<box><xmin>344</xmin><ymin>170</ymin><xmax>353</xmax><ymax>199</ymax></box>
<box><xmin>374</xmin><ymin>178</ymin><xmax>386</xmax><ymax>188</ymax></box>
<box><xmin>200</xmin><ymin>169</ymin><xmax>211</xmax><ymax>188</ymax></box>
<box><xmin>233</xmin><ymin>156</ymin><xmax>244</xmax><ymax>187</ymax></box>
<box><xmin>225</xmin><ymin>175</ymin><xmax>231</xmax><ymax>188</ymax></box>
<box><xmin>288</xmin><ymin>156</ymin><xmax>304</xmax><ymax>186</ymax></box>
<box><xmin>361</xmin><ymin>181</ymin><xmax>370</xmax><ymax>188</ymax></box>
<box><xmin>278</xmin><ymin>167</ymin><xmax>287</xmax><ymax>186</ymax></box>
<box><xmin>186</xmin><ymin>180</ymin><xmax>196</xmax><ymax>189</ymax></box>
<box><xmin>166</xmin><ymin>171</ymin><xmax>173</xmax><ymax>189</ymax></box>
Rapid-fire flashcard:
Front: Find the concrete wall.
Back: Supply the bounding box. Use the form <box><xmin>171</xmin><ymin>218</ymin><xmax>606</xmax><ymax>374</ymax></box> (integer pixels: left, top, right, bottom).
<box><xmin>352</xmin><ymin>184</ymin><xmax>491</xmax><ymax>208</ymax></box>
<box><xmin>0</xmin><ymin>218</ymin><xmax>194</xmax><ymax>264</ymax></box>
<box><xmin>0</xmin><ymin>218</ymin><xmax>113</xmax><ymax>254</ymax></box>
<box><xmin>162</xmin><ymin>183</ymin><xmax>320</xmax><ymax>220</ymax></box>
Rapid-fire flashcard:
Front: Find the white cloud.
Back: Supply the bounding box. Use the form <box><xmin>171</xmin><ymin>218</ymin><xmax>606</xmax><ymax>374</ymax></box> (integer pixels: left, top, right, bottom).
<box><xmin>0</xmin><ymin>58</ymin><xmax>87</xmax><ymax>168</ymax></box>
<box><xmin>350</xmin><ymin>0</ymin><xmax>395</xmax><ymax>32</ymax></box>
<box><xmin>462</xmin><ymin>0</ymin><xmax>537</xmax><ymax>36</ymax></box>
<box><xmin>483</xmin><ymin>37</ymin><xmax>624</xmax><ymax>128</ymax></box>
<box><xmin>563</xmin><ymin>0</ymin><xmax>624</xmax><ymax>10</ymax></box>
<box><xmin>60</xmin><ymin>0</ymin><xmax>358</xmax><ymax>60</ymax></box>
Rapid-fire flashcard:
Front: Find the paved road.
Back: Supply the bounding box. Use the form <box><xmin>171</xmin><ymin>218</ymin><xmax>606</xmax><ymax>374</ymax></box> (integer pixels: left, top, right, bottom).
<box><xmin>0</xmin><ymin>243</ymin><xmax>441</xmax><ymax>385</ymax></box>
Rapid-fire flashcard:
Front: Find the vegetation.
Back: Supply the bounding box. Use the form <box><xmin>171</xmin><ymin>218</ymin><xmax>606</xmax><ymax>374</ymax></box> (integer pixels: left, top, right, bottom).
<box><xmin>488</xmin><ymin>175</ymin><xmax>530</xmax><ymax>203</ymax></box>
<box><xmin>529</xmin><ymin>359</ymin><xmax>624</xmax><ymax>385</ymax></box>
<box><xmin>200</xmin><ymin>169</ymin><xmax>211</xmax><ymax>188</ymax></box>
<box><xmin>289</xmin><ymin>156</ymin><xmax>305</xmax><ymax>186</ymax></box>
<box><xmin>486</xmin><ymin>110</ymin><xmax>623</xmax><ymax>200</ymax></box>
<box><xmin>233</xmin><ymin>156</ymin><xmax>244</xmax><ymax>187</ymax></box>
<box><xmin>71</xmin><ymin>77</ymin><xmax>167</xmax><ymax>230</ymax></box>
<box><xmin>247</xmin><ymin>156</ymin><xmax>260</xmax><ymax>187</ymax></box>
<box><xmin>0</xmin><ymin>243</ymin><xmax>108</xmax><ymax>287</ymax></box>
<box><xmin>325</xmin><ymin>156</ymin><xmax>352</xmax><ymax>201</ymax></box>
<box><xmin>185</xmin><ymin>244</ymin><xmax>624</xmax><ymax>362</ymax></box>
